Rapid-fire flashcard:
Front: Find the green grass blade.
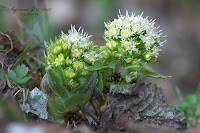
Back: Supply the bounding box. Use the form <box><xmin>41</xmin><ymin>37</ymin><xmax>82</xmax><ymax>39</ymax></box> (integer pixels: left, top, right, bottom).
<box><xmin>13</xmin><ymin>42</ymin><xmax>32</xmax><ymax>68</ymax></box>
<box><xmin>176</xmin><ymin>87</ymin><xmax>184</xmax><ymax>102</ymax></box>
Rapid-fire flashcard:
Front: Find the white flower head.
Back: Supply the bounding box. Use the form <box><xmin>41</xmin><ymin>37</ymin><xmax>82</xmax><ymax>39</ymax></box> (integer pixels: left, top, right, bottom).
<box><xmin>104</xmin><ymin>10</ymin><xmax>166</xmax><ymax>62</ymax></box>
<box><xmin>59</xmin><ymin>25</ymin><xmax>93</xmax><ymax>51</ymax></box>
<box><xmin>83</xmin><ymin>51</ymin><xmax>97</xmax><ymax>64</ymax></box>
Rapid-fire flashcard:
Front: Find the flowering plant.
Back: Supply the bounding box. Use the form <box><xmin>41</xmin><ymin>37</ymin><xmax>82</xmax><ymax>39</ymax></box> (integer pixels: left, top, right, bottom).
<box><xmin>91</xmin><ymin>11</ymin><xmax>168</xmax><ymax>90</ymax></box>
<box><xmin>43</xmin><ymin>11</ymin><xmax>168</xmax><ymax>121</ymax></box>
<box><xmin>43</xmin><ymin>26</ymin><xmax>100</xmax><ymax>120</ymax></box>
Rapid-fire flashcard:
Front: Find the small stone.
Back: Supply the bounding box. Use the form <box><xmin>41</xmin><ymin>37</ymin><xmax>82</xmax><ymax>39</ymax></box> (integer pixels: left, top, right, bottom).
<box><xmin>30</xmin><ymin>87</ymin><xmax>48</xmax><ymax>120</ymax></box>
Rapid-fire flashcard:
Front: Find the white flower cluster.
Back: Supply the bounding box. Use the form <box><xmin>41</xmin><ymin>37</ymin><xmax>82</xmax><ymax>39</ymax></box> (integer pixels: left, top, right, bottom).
<box><xmin>104</xmin><ymin>11</ymin><xmax>166</xmax><ymax>63</ymax></box>
<box><xmin>46</xmin><ymin>25</ymin><xmax>99</xmax><ymax>89</ymax></box>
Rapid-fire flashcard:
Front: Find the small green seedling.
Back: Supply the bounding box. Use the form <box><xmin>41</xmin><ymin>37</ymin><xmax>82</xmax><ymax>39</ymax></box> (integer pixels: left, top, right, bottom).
<box><xmin>20</xmin><ymin>91</ymin><xmax>41</xmax><ymax>101</ymax></box>
<box><xmin>31</xmin><ymin>95</ymin><xmax>42</xmax><ymax>101</ymax></box>
<box><xmin>176</xmin><ymin>82</ymin><xmax>200</xmax><ymax>128</ymax></box>
<box><xmin>8</xmin><ymin>64</ymin><xmax>31</xmax><ymax>84</ymax></box>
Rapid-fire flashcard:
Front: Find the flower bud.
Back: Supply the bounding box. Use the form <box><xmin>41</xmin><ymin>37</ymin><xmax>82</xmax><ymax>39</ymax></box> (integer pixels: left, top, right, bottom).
<box><xmin>125</xmin><ymin>58</ymin><xmax>132</xmax><ymax>63</ymax></box>
<box><xmin>114</xmin><ymin>53</ymin><xmax>122</xmax><ymax>60</ymax></box>
<box><xmin>106</xmin><ymin>40</ymin><xmax>117</xmax><ymax>50</ymax></box>
<box><xmin>101</xmin><ymin>51</ymin><xmax>110</xmax><ymax>59</ymax></box>
<box><xmin>54</xmin><ymin>46</ymin><xmax>62</xmax><ymax>55</ymax></box>
<box><xmin>83</xmin><ymin>51</ymin><xmax>96</xmax><ymax>64</ymax></box>
<box><xmin>63</xmin><ymin>43</ymin><xmax>71</xmax><ymax>51</ymax></box>
<box><xmin>131</xmin><ymin>59</ymin><xmax>140</xmax><ymax>66</ymax></box>
<box><xmin>108</xmin><ymin>28</ymin><xmax>118</xmax><ymax>36</ymax></box>
<box><xmin>65</xmin><ymin>57</ymin><xmax>72</xmax><ymax>66</ymax></box>
<box><xmin>123</xmin><ymin>41</ymin><xmax>132</xmax><ymax>49</ymax></box>
<box><xmin>47</xmin><ymin>53</ymin><xmax>56</xmax><ymax>65</ymax></box>
<box><xmin>68</xmin><ymin>79</ymin><xmax>79</xmax><ymax>89</ymax></box>
<box><xmin>81</xmin><ymin>68</ymin><xmax>88</xmax><ymax>76</ymax></box>
<box><xmin>54</xmin><ymin>53</ymin><xmax>65</xmax><ymax>66</ymax></box>
<box><xmin>65</xmin><ymin>67</ymin><xmax>76</xmax><ymax>79</ymax></box>
<box><xmin>71</xmin><ymin>49</ymin><xmax>82</xmax><ymax>58</ymax></box>
<box><xmin>133</xmin><ymin>50</ymin><xmax>141</xmax><ymax>57</ymax></box>
<box><xmin>125</xmin><ymin>75</ymin><xmax>132</xmax><ymax>83</ymax></box>
<box><xmin>73</xmin><ymin>61</ymin><xmax>84</xmax><ymax>71</ymax></box>
<box><xmin>121</xmin><ymin>29</ymin><xmax>131</xmax><ymax>39</ymax></box>
<box><xmin>143</xmin><ymin>52</ymin><xmax>152</xmax><ymax>61</ymax></box>
<box><xmin>100</xmin><ymin>46</ymin><xmax>111</xmax><ymax>59</ymax></box>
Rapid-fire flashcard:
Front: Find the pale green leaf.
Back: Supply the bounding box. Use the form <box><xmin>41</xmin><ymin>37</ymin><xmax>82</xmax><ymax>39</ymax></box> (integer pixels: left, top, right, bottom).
<box><xmin>88</xmin><ymin>60</ymin><xmax>118</xmax><ymax>71</ymax></box>
<box><xmin>31</xmin><ymin>95</ymin><xmax>42</xmax><ymax>101</ymax></box>
<box><xmin>16</xmin><ymin>65</ymin><xmax>29</xmax><ymax>78</ymax></box>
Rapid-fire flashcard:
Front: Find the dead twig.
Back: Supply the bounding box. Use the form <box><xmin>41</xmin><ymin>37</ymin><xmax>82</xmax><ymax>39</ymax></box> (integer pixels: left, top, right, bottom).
<box><xmin>24</xmin><ymin>89</ymin><xmax>29</xmax><ymax>102</ymax></box>
<box><xmin>13</xmin><ymin>87</ymin><xmax>23</xmax><ymax>97</ymax></box>
<box><xmin>6</xmin><ymin>72</ymin><xmax>26</xmax><ymax>98</ymax></box>
<box><xmin>66</xmin><ymin>121</ymin><xmax>70</xmax><ymax>129</ymax></box>
<box><xmin>6</xmin><ymin>75</ymin><xmax>15</xmax><ymax>90</ymax></box>
<box><xmin>0</xmin><ymin>32</ymin><xmax>13</xmax><ymax>63</ymax></box>
<box><xmin>22</xmin><ymin>88</ymin><xmax>26</xmax><ymax>110</ymax></box>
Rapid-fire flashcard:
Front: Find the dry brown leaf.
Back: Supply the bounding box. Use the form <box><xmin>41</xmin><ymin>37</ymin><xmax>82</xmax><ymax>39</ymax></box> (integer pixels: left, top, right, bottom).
<box><xmin>99</xmin><ymin>82</ymin><xmax>187</xmax><ymax>133</ymax></box>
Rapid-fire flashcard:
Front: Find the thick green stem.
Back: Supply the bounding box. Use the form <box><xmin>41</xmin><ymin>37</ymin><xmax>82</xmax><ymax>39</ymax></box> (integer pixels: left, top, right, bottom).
<box><xmin>90</xmin><ymin>99</ymin><xmax>100</xmax><ymax>116</ymax></box>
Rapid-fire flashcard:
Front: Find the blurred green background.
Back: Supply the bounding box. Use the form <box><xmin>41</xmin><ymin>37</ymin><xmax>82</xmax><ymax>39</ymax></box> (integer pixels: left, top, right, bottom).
<box><xmin>0</xmin><ymin>0</ymin><xmax>200</xmax><ymax>104</ymax></box>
